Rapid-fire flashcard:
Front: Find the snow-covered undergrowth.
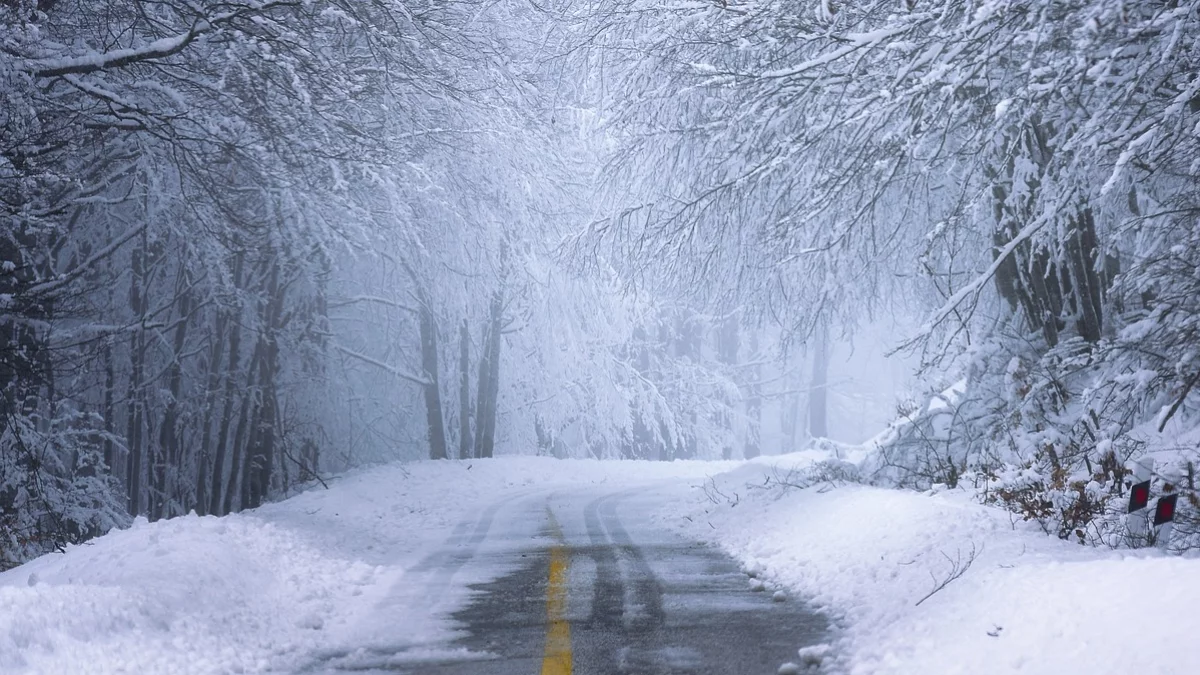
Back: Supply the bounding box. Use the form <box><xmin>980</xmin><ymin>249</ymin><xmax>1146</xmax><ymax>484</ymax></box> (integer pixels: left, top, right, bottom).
<box><xmin>665</xmin><ymin>453</ymin><xmax>1200</xmax><ymax>675</ymax></box>
<box><xmin>0</xmin><ymin>457</ymin><xmax>726</xmax><ymax>674</ymax></box>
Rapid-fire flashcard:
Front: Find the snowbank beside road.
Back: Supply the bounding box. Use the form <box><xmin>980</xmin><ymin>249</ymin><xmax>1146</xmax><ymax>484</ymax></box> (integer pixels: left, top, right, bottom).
<box><xmin>0</xmin><ymin>457</ymin><xmax>728</xmax><ymax>675</ymax></box>
<box><xmin>666</xmin><ymin>454</ymin><xmax>1200</xmax><ymax>675</ymax></box>
<box><xmin>0</xmin><ymin>512</ymin><xmax>377</xmax><ymax>674</ymax></box>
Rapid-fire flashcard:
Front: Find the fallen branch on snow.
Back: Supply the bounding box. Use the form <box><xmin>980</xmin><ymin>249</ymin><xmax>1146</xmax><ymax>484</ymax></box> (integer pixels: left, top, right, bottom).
<box><xmin>915</xmin><ymin>542</ymin><xmax>979</xmax><ymax>607</ymax></box>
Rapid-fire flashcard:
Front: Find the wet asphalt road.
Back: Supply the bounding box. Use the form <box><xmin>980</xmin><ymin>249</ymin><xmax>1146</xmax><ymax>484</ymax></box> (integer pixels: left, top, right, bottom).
<box><xmin>315</xmin><ymin>486</ymin><xmax>828</xmax><ymax>675</ymax></box>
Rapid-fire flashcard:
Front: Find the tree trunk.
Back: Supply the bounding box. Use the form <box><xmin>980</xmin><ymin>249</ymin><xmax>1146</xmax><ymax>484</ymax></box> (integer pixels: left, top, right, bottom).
<box><xmin>808</xmin><ymin>322</ymin><xmax>829</xmax><ymax>440</ymax></box>
<box><xmin>194</xmin><ymin>307</ymin><xmax>229</xmax><ymax>517</ymax></box>
<box><xmin>0</xmin><ymin>221</ymin><xmax>49</xmax><ymax>422</ymax></box>
<box><xmin>208</xmin><ymin>253</ymin><xmax>244</xmax><ymax>516</ymax></box>
<box><xmin>484</xmin><ymin>305</ymin><xmax>501</xmax><ymax>457</ymax></box>
<box><xmin>419</xmin><ymin>297</ymin><xmax>448</xmax><ymax>460</ymax></box>
<box><xmin>102</xmin><ymin>338</ymin><xmax>116</xmax><ymax>476</ymax></box>
<box><xmin>475</xmin><ymin>290</ymin><xmax>503</xmax><ymax>459</ymax></box>
<box><xmin>474</xmin><ymin>325</ymin><xmax>491</xmax><ymax>460</ymax></box>
<box><xmin>717</xmin><ymin>312</ymin><xmax>738</xmax><ymax>459</ymax></box>
<box><xmin>780</xmin><ymin>347</ymin><xmax>802</xmax><ymax>453</ymax></box>
<box><xmin>225</xmin><ymin>339</ymin><xmax>262</xmax><ymax>515</ymax></box>
<box><xmin>244</xmin><ymin>262</ymin><xmax>282</xmax><ymax>509</ymax></box>
<box><xmin>208</xmin><ymin>322</ymin><xmax>241</xmax><ymax>517</ymax></box>
<box><xmin>243</xmin><ymin>347</ymin><xmax>276</xmax><ymax>509</ymax></box>
<box><xmin>1066</xmin><ymin>208</ymin><xmax>1104</xmax><ymax>344</ymax></box>
<box><xmin>458</xmin><ymin>319</ymin><xmax>472</xmax><ymax>460</ymax></box>
<box><xmin>153</xmin><ymin>270</ymin><xmax>191</xmax><ymax>520</ymax></box>
<box><xmin>745</xmin><ymin>330</ymin><xmax>761</xmax><ymax>459</ymax></box>
<box><xmin>989</xmin><ymin>120</ymin><xmax>1109</xmax><ymax>348</ymax></box>
<box><xmin>124</xmin><ymin>233</ymin><xmax>148</xmax><ymax>516</ymax></box>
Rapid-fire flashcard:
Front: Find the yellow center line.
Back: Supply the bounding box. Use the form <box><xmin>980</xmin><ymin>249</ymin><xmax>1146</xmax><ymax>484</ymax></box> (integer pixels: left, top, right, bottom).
<box><xmin>541</xmin><ymin>507</ymin><xmax>572</xmax><ymax>675</ymax></box>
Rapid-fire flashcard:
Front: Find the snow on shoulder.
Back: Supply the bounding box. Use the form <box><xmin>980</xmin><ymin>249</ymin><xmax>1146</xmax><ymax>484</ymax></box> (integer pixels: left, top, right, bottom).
<box><xmin>664</xmin><ymin>451</ymin><xmax>1200</xmax><ymax>675</ymax></box>
<box><xmin>0</xmin><ymin>511</ymin><xmax>376</xmax><ymax>673</ymax></box>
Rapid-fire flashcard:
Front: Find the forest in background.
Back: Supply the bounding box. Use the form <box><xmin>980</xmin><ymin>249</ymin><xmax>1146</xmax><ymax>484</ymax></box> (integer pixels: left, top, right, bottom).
<box><xmin>3</xmin><ymin>0</ymin><xmax>1199</xmax><ymax>565</ymax></box>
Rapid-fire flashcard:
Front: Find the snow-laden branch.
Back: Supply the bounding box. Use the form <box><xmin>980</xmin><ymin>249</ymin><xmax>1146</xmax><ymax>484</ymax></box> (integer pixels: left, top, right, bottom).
<box><xmin>333</xmin><ymin>344</ymin><xmax>431</xmax><ymax>387</ymax></box>
<box><xmin>23</xmin><ymin>1</ymin><xmax>300</xmax><ymax>78</ymax></box>
<box><xmin>895</xmin><ymin>213</ymin><xmax>1049</xmax><ymax>352</ymax></box>
<box><xmin>757</xmin><ymin>25</ymin><xmax>918</xmax><ymax>80</ymax></box>
<box><xmin>26</xmin><ymin>223</ymin><xmax>148</xmax><ymax>297</ymax></box>
<box><xmin>327</xmin><ymin>295</ymin><xmax>418</xmax><ymax>314</ymax></box>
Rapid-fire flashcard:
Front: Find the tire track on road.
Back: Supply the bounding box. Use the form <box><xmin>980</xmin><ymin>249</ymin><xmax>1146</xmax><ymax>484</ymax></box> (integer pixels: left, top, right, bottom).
<box><xmin>579</xmin><ymin>489</ymin><xmax>676</xmax><ymax>673</ymax></box>
<box><xmin>599</xmin><ymin>491</ymin><xmax>665</xmax><ymax>633</ymax></box>
<box><xmin>408</xmin><ymin>497</ymin><xmax>505</xmax><ymax>576</ymax></box>
<box><xmin>309</xmin><ymin>492</ymin><xmax>541</xmax><ymax>672</ymax></box>
<box><xmin>583</xmin><ymin>493</ymin><xmax>625</xmax><ymax>629</ymax></box>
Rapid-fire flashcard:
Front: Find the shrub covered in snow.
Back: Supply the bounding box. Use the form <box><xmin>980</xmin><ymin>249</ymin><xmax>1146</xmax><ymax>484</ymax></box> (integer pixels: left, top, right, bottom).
<box><xmin>868</xmin><ymin>257</ymin><xmax>1200</xmax><ymax>551</ymax></box>
<box><xmin>1</xmin><ymin>409</ymin><xmax>128</xmax><ymax>569</ymax></box>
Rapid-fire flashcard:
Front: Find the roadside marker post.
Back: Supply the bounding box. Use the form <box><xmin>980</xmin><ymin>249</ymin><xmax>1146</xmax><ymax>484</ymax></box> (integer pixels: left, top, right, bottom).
<box><xmin>1154</xmin><ymin>464</ymin><xmax>1182</xmax><ymax>551</ymax></box>
<box><xmin>1153</xmin><ymin>493</ymin><xmax>1177</xmax><ymax>550</ymax></box>
<box><xmin>1128</xmin><ymin>480</ymin><xmax>1150</xmax><ymax>513</ymax></box>
<box><xmin>1154</xmin><ymin>494</ymin><xmax>1178</xmax><ymax>526</ymax></box>
<box><xmin>1126</xmin><ymin>458</ymin><xmax>1153</xmax><ymax>545</ymax></box>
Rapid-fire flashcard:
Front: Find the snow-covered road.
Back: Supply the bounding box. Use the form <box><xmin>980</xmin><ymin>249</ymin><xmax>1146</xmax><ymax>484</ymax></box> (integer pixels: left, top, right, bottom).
<box><xmin>308</xmin><ymin>484</ymin><xmax>827</xmax><ymax>674</ymax></box>
<box><xmin>6</xmin><ymin>458</ymin><xmax>825</xmax><ymax>674</ymax></box>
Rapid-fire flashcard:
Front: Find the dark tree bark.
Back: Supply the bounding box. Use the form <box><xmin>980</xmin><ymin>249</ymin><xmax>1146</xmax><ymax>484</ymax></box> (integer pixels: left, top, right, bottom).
<box><xmin>745</xmin><ymin>330</ymin><xmax>761</xmax><ymax>459</ymax></box>
<box><xmin>808</xmin><ymin>322</ymin><xmax>829</xmax><ymax>440</ymax></box>
<box><xmin>717</xmin><ymin>312</ymin><xmax>738</xmax><ymax>459</ymax></box>
<box><xmin>781</xmin><ymin>347</ymin><xmax>803</xmax><ymax>453</ymax></box>
<box><xmin>209</xmin><ymin>253</ymin><xmax>245</xmax><ymax>516</ymax></box>
<box><xmin>473</xmin><ymin>327</ymin><xmax>491</xmax><ymax>460</ymax></box>
<box><xmin>483</xmin><ymin>306</ymin><xmax>501</xmax><ymax>457</ymax></box>
<box><xmin>244</xmin><ymin>262</ymin><xmax>282</xmax><ymax>509</ymax></box>
<box><xmin>124</xmin><ymin>231</ymin><xmax>148</xmax><ymax>516</ymax></box>
<box><xmin>1065</xmin><ymin>208</ymin><xmax>1104</xmax><ymax>344</ymax></box>
<box><xmin>102</xmin><ymin>337</ymin><xmax>116</xmax><ymax>476</ymax></box>
<box><xmin>243</xmin><ymin>355</ymin><xmax>276</xmax><ymax>509</ymax></box>
<box><xmin>152</xmin><ymin>270</ymin><xmax>192</xmax><ymax>520</ymax></box>
<box><xmin>623</xmin><ymin>325</ymin><xmax>654</xmax><ymax>459</ymax></box>
<box><xmin>474</xmin><ymin>290</ymin><xmax>503</xmax><ymax>459</ymax></box>
<box><xmin>0</xmin><ymin>202</ymin><xmax>50</xmax><ymax>423</ymax></box>
<box><xmin>224</xmin><ymin>258</ymin><xmax>272</xmax><ymax>516</ymax></box>
<box><xmin>990</xmin><ymin>121</ymin><xmax>1110</xmax><ymax>348</ymax></box>
<box><xmin>194</xmin><ymin>306</ymin><xmax>230</xmax><ymax>517</ymax></box>
<box><xmin>458</xmin><ymin>318</ymin><xmax>472</xmax><ymax>460</ymax></box>
<box><xmin>224</xmin><ymin>338</ymin><xmax>261</xmax><ymax>515</ymax></box>
<box><xmin>418</xmin><ymin>294</ymin><xmax>447</xmax><ymax>460</ymax></box>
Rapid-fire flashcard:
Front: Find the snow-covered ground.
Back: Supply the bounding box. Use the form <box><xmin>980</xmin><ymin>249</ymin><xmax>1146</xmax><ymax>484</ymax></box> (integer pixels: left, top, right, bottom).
<box><xmin>0</xmin><ymin>458</ymin><xmax>727</xmax><ymax>674</ymax></box>
<box><xmin>661</xmin><ymin>453</ymin><xmax>1200</xmax><ymax>675</ymax></box>
<box><xmin>3</xmin><ymin>454</ymin><xmax>1197</xmax><ymax>674</ymax></box>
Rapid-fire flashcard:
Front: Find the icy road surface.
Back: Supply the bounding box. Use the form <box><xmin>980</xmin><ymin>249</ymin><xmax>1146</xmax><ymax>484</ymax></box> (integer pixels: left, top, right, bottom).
<box><xmin>310</xmin><ymin>484</ymin><xmax>827</xmax><ymax>674</ymax></box>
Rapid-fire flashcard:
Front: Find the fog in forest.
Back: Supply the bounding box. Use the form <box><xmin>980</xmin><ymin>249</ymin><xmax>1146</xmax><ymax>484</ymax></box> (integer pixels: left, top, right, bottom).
<box><xmin>4</xmin><ymin>0</ymin><xmax>1200</xmax><ymax>570</ymax></box>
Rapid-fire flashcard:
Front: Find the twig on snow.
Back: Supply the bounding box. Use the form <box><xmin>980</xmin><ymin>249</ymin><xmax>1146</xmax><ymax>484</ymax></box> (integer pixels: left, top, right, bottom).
<box><xmin>914</xmin><ymin>542</ymin><xmax>979</xmax><ymax>607</ymax></box>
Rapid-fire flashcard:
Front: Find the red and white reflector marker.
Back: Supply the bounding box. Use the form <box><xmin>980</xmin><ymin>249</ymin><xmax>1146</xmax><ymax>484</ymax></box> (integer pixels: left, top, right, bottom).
<box><xmin>1154</xmin><ymin>494</ymin><xmax>1178</xmax><ymax>527</ymax></box>
<box><xmin>1125</xmin><ymin>458</ymin><xmax>1154</xmax><ymax>545</ymax></box>
<box><xmin>1128</xmin><ymin>480</ymin><xmax>1151</xmax><ymax>513</ymax></box>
